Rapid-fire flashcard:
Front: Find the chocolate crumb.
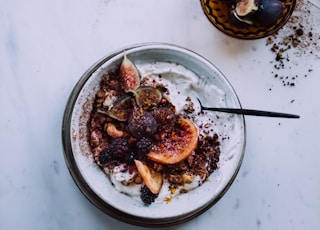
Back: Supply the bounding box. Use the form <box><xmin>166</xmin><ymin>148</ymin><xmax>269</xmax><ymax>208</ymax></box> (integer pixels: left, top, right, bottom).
<box><xmin>296</xmin><ymin>28</ymin><xmax>304</xmax><ymax>36</ymax></box>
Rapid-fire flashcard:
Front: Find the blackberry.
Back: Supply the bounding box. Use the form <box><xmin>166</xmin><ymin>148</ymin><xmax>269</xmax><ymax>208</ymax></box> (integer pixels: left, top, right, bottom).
<box><xmin>109</xmin><ymin>138</ymin><xmax>130</xmax><ymax>159</ymax></box>
<box><xmin>98</xmin><ymin>148</ymin><xmax>113</xmax><ymax>166</ymax></box>
<box><xmin>140</xmin><ymin>185</ymin><xmax>158</xmax><ymax>205</ymax></box>
<box><xmin>124</xmin><ymin>152</ymin><xmax>136</xmax><ymax>165</ymax></box>
<box><xmin>136</xmin><ymin>137</ymin><xmax>153</xmax><ymax>155</ymax></box>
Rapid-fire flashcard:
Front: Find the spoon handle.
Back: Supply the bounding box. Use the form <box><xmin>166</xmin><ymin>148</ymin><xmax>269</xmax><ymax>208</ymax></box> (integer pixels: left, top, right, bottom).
<box><xmin>201</xmin><ymin>107</ymin><xmax>300</xmax><ymax>118</ymax></box>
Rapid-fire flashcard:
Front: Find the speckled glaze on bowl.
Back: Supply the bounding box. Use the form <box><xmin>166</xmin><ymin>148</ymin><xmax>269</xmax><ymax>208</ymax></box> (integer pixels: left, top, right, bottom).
<box><xmin>200</xmin><ymin>0</ymin><xmax>296</xmax><ymax>39</ymax></box>
<box><xmin>62</xmin><ymin>43</ymin><xmax>246</xmax><ymax>227</ymax></box>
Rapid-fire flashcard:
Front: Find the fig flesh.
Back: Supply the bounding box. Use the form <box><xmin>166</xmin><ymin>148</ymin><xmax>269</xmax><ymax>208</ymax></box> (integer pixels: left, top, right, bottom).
<box><xmin>119</xmin><ymin>53</ymin><xmax>140</xmax><ymax>92</ymax></box>
<box><xmin>229</xmin><ymin>8</ymin><xmax>254</xmax><ymax>26</ymax></box>
<box><xmin>130</xmin><ymin>86</ymin><xmax>162</xmax><ymax>110</ymax></box>
<box><xmin>235</xmin><ymin>0</ymin><xmax>259</xmax><ymax>17</ymax></box>
<box><xmin>107</xmin><ymin>95</ymin><xmax>133</xmax><ymax>121</ymax></box>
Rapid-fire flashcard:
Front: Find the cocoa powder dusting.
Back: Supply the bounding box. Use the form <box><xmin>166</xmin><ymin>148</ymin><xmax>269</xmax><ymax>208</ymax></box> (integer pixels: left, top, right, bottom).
<box><xmin>266</xmin><ymin>0</ymin><xmax>320</xmax><ymax>87</ymax></box>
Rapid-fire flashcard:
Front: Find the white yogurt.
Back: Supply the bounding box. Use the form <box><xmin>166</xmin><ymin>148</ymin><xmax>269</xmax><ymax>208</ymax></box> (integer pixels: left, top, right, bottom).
<box><xmin>109</xmin><ymin>165</ymin><xmax>205</xmax><ymax>203</ymax></box>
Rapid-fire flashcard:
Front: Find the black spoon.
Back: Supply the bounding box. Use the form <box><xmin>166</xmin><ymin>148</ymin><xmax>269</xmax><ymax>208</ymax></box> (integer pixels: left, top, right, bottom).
<box><xmin>197</xmin><ymin>98</ymin><xmax>300</xmax><ymax>119</ymax></box>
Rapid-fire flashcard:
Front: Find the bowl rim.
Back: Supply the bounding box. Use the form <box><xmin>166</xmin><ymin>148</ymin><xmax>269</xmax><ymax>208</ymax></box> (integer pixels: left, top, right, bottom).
<box><xmin>61</xmin><ymin>42</ymin><xmax>246</xmax><ymax>227</ymax></box>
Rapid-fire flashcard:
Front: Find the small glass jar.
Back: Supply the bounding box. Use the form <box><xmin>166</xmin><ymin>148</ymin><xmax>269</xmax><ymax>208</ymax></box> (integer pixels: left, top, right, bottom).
<box><xmin>200</xmin><ymin>0</ymin><xmax>296</xmax><ymax>39</ymax></box>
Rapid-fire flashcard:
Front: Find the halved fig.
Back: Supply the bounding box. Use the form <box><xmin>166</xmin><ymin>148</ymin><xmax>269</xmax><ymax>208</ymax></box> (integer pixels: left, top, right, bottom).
<box><xmin>235</xmin><ymin>0</ymin><xmax>259</xmax><ymax>17</ymax></box>
<box><xmin>130</xmin><ymin>86</ymin><xmax>162</xmax><ymax>110</ymax></box>
<box><xmin>119</xmin><ymin>53</ymin><xmax>140</xmax><ymax>92</ymax></box>
<box><xmin>134</xmin><ymin>159</ymin><xmax>163</xmax><ymax>194</ymax></box>
<box><xmin>147</xmin><ymin>118</ymin><xmax>198</xmax><ymax>164</ymax></box>
<box><xmin>107</xmin><ymin>95</ymin><xmax>133</xmax><ymax>121</ymax></box>
<box><xmin>229</xmin><ymin>8</ymin><xmax>254</xmax><ymax>26</ymax></box>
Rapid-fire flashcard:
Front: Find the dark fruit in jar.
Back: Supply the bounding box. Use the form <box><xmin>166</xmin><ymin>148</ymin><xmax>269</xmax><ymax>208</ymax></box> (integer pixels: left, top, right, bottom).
<box><xmin>254</xmin><ymin>0</ymin><xmax>284</xmax><ymax>27</ymax></box>
<box><xmin>130</xmin><ymin>86</ymin><xmax>162</xmax><ymax>110</ymax></box>
<box><xmin>107</xmin><ymin>95</ymin><xmax>133</xmax><ymax>121</ymax></box>
<box><xmin>128</xmin><ymin>107</ymin><xmax>158</xmax><ymax>138</ymax></box>
<box><xmin>229</xmin><ymin>0</ymin><xmax>286</xmax><ymax>28</ymax></box>
<box><xmin>119</xmin><ymin>53</ymin><xmax>140</xmax><ymax>92</ymax></box>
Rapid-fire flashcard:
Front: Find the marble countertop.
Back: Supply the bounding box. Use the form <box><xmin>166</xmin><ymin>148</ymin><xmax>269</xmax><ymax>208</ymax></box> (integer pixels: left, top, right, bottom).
<box><xmin>1</xmin><ymin>0</ymin><xmax>319</xmax><ymax>229</ymax></box>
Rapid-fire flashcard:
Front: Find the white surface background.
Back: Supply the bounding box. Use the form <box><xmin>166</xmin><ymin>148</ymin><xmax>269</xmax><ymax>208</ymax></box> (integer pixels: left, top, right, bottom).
<box><xmin>1</xmin><ymin>0</ymin><xmax>319</xmax><ymax>229</ymax></box>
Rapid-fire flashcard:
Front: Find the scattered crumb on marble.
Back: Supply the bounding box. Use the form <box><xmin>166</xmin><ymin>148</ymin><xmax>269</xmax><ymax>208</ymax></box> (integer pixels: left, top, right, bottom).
<box><xmin>265</xmin><ymin>0</ymin><xmax>320</xmax><ymax>87</ymax></box>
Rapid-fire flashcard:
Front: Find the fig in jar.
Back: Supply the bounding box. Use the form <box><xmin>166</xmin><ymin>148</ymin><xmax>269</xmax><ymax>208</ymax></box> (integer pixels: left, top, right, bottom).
<box><xmin>229</xmin><ymin>0</ymin><xmax>258</xmax><ymax>27</ymax></box>
<box><xmin>254</xmin><ymin>0</ymin><xmax>285</xmax><ymax>27</ymax></box>
<box><xmin>235</xmin><ymin>0</ymin><xmax>258</xmax><ymax>17</ymax></box>
<box><xmin>229</xmin><ymin>0</ymin><xmax>289</xmax><ymax>28</ymax></box>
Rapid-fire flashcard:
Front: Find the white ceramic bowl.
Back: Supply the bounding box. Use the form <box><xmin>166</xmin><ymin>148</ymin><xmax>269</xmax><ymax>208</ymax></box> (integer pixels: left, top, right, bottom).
<box><xmin>62</xmin><ymin>43</ymin><xmax>246</xmax><ymax>227</ymax></box>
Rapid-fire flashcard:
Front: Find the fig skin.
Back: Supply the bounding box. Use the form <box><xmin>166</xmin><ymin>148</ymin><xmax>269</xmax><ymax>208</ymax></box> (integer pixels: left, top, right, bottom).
<box><xmin>254</xmin><ymin>0</ymin><xmax>284</xmax><ymax>27</ymax></box>
<box><xmin>119</xmin><ymin>53</ymin><xmax>140</xmax><ymax>92</ymax></box>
